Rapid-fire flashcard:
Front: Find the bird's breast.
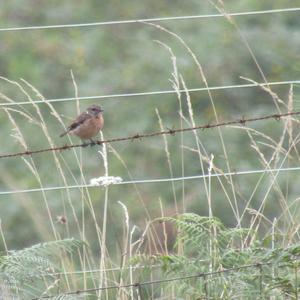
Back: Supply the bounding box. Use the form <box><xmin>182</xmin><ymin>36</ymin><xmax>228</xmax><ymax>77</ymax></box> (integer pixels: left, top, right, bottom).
<box><xmin>93</xmin><ymin>114</ymin><xmax>104</xmax><ymax>130</ymax></box>
<box><xmin>72</xmin><ymin>115</ymin><xmax>104</xmax><ymax>139</ymax></box>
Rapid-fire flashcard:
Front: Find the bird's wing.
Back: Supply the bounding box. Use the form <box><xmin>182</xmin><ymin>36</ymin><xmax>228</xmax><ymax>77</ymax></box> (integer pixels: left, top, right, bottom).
<box><xmin>68</xmin><ymin>112</ymin><xmax>92</xmax><ymax>131</ymax></box>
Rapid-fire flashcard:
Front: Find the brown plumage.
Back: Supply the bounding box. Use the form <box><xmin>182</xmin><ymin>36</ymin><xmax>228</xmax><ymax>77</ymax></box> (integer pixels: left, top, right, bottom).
<box><xmin>60</xmin><ymin>105</ymin><xmax>104</xmax><ymax>141</ymax></box>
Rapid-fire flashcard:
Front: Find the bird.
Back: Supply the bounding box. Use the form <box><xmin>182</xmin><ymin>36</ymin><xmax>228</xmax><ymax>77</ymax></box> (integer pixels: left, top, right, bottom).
<box><xmin>60</xmin><ymin>105</ymin><xmax>104</xmax><ymax>145</ymax></box>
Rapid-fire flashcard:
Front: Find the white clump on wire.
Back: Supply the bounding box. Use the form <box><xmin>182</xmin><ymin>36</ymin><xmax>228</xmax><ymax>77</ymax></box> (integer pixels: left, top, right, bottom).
<box><xmin>90</xmin><ymin>176</ymin><xmax>123</xmax><ymax>187</ymax></box>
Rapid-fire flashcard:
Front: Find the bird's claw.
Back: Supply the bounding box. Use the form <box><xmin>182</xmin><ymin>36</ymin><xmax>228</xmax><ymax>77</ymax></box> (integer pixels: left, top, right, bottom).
<box><xmin>89</xmin><ymin>140</ymin><xmax>96</xmax><ymax>147</ymax></box>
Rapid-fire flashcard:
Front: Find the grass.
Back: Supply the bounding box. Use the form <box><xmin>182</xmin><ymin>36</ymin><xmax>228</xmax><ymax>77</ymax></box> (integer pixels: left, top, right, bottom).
<box><xmin>1</xmin><ymin>2</ymin><xmax>300</xmax><ymax>298</ymax></box>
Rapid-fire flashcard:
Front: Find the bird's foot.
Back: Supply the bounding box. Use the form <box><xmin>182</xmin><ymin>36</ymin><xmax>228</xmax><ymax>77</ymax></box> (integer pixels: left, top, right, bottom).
<box><xmin>89</xmin><ymin>139</ymin><xmax>96</xmax><ymax>147</ymax></box>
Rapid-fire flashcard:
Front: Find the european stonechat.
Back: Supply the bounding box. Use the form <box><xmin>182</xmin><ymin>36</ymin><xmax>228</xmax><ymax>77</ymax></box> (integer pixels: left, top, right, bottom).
<box><xmin>60</xmin><ymin>105</ymin><xmax>104</xmax><ymax>144</ymax></box>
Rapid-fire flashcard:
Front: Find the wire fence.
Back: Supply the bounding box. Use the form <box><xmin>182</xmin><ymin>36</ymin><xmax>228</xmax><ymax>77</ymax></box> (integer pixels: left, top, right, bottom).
<box><xmin>1</xmin><ymin>7</ymin><xmax>300</xmax><ymax>32</ymax></box>
<box><xmin>1</xmin><ymin>79</ymin><xmax>299</xmax><ymax>107</ymax></box>
<box><xmin>1</xmin><ymin>6</ymin><xmax>300</xmax><ymax>300</ymax></box>
<box><xmin>0</xmin><ymin>110</ymin><xmax>299</xmax><ymax>159</ymax></box>
<box><xmin>32</xmin><ymin>259</ymin><xmax>300</xmax><ymax>299</ymax></box>
<box><xmin>1</xmin><ymin>166</ymin><xmax>300</xmax><ymax>197</ymax></box>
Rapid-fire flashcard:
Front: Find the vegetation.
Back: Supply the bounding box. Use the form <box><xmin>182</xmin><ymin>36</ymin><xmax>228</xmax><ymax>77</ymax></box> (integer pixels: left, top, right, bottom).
<box><xmin>2</xmin><ymin>216</ymin><xmax>300</xmax><ymax>298</ymax></box>
<box><xmin>132</xmin><ymin>214</ymin><xmax>300</xmax><ymax>299</ymax></box>
<box><xmin>0</xmin><ymin>239</ymin><xmax>83</xmax><ymax>299</ymax></box>
<box><xmin>0</xmin><ymin>1</ymin><xmax>300</xmax><ymax>299</ymax></box>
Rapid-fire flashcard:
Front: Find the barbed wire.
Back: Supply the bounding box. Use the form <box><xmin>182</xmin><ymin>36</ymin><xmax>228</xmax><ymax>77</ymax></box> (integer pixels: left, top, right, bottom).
<box><xmin>1</xmin><ymin>165</ymin><xmax>300</xmax><ymax>196</ymax></box>
<box><xmin>1</xmin><ymin>7</ymin><xmax>300</xmax><ymax>32</ymax></box>
<box><xmin>32</xmin><ymin>260</ymin><xmax>299</xmax><ymax>299</ymax></box>
<box><xmin>1</xmin><ymin>80</ymin><xmax>299</xmax><ymax>107</ymax></box>
<box><xmin>0</xmin><ymin>111</ymin><xmax>299</xmax><ymax>160</ymax></box>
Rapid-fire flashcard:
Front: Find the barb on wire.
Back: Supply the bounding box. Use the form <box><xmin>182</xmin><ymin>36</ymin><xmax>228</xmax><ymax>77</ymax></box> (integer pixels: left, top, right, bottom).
<box><xmin>32</xmin><ymin>260</ymin><xmax>298</xmax><ymax>299</ymax></box>
<box><xmin>1</xmin><ymin>7</ymin><xmax>300</xmax><ymax>32</ymax></box>
<box><xmin>0</xmin><ymin>80</ymin><xmax>300</xmax><ymax>107</ymax></box>
<box><xmin>1</xmin><ymin>111</ymin><xmax>299</xmax><ymax>159</ymax></box>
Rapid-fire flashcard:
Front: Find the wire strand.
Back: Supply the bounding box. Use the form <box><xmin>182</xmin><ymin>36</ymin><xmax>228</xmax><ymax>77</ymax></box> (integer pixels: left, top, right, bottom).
<box><xmin>1</xmin><ymin>7</ymin><xmax>300</xmax><ymax>32</ymax></box>
<box><xmin>0</xmin><ymin>110</ymin><xmax>299</xmax><ymax>160</ymax></box>
<box><xmin>1</xmin><ymin>80</ymin><xmax>300</xmax><ymax>107</ymax></box>
<box><xmin>32</xmin><ymin>260</ymin><xmax>297</xmax><ymax>299</ymax></box>
<box><xmin>1</xmin><ymin>166</ymin><xmax>300</xmax><ymax>197</ymax></box>
<box><xmin>28</xmin><ymin>263</ymin><xmax>164</xmax><ymax>278</ymax></box>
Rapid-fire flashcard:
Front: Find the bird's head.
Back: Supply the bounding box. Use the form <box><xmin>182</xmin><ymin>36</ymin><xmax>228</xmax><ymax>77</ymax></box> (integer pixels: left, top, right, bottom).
<box><xmin>87</xmin><ymin>105</ymin><xmax>104</xmax><ymax>116</ymax></box>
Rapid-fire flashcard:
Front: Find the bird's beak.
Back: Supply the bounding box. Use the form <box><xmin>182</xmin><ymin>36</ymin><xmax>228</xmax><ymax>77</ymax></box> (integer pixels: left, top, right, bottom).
<box><xmin>100</xmin><ymin>109</ymin><xmax>104</xmax><ymax>112</ymax></box>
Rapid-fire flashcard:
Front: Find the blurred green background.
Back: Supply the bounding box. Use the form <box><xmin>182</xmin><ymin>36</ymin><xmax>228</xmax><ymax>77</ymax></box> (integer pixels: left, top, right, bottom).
<box><xmin>0</xmin><ymin>0</ymin><xmax>300</xmax><ymax>256</ymax></box>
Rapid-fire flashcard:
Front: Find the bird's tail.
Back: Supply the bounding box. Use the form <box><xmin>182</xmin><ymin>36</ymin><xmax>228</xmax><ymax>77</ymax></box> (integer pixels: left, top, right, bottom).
<box><xmin>59</xmin><ymin>130</ymin><xmax>69</xmax><ymax>137</ymax></box>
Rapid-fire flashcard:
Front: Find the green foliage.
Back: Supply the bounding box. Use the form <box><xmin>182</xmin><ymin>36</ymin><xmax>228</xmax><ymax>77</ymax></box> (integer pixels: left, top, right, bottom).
<box><xmin>1</xmin><ymin>1</ymin><xmax>300</xmax><ymax>299</ymax></box>
<box><xmin>1</xmin><ymin>0</ymin><xmax>300</xmax><ymax>253</ymax></box>
<box><xmin>0</xmin><ymin>238</ymin><xmax>83</xmax><ymax>300</ymax></box>
<box><xmin>132</xmin><ymin>214</ymin><xmax>300</xmax><ymax>299</ymax></box>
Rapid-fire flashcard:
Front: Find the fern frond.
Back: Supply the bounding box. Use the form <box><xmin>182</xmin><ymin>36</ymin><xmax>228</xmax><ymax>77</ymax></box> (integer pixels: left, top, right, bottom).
<box><xmin>0</xmin><ymin>238</ymin><xmax>83</xmax><ymax>300</ymax></box>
